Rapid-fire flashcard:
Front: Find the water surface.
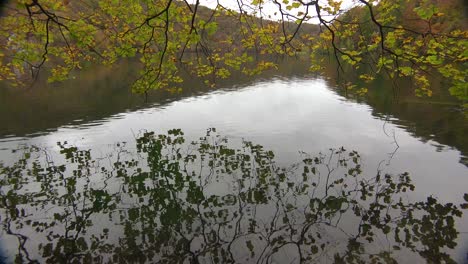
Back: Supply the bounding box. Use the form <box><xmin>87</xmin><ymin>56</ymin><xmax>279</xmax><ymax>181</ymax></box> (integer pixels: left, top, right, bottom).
<box><xmin>0</xmin><ymin>60</ymin><xmax>467</xmax><ymax>263</ymax></box>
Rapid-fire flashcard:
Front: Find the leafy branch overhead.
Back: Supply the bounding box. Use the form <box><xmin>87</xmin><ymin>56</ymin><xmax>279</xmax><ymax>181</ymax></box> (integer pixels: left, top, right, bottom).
<box><xmin>0</xmin><ymin>0</ymin><xmax>466</xmax><ymax>105</ymax></box>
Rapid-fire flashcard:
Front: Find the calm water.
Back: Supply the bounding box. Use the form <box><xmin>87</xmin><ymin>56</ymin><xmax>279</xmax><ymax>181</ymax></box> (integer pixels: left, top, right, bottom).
<box><xmin>0</xmin><ymin>60</ymin><xmax>467</xmax><ymax>263</ymax></box>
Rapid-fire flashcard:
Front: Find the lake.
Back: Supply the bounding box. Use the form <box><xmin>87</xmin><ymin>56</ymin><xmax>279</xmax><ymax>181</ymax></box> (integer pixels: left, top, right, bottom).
<box><xmin>0</xmin><ymin>59</ymin><xmax>467</xmax><ymax>263</ymax></box>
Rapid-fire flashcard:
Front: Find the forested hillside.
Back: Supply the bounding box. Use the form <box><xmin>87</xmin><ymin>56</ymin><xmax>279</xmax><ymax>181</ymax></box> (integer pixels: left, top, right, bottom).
<box><xmin>0</xmin><ymin>0</ymin><xmax>466</xmax><ymax>109</ymax></box>
<box><xmin>0</xmin><ymin>0</ymin><xmax>318</xmax><ymax>92</ymax></box>
<box><xmin>309</xmin><ymin>0</ymin><xmax>467</xmax><ymax>105</ymax></box>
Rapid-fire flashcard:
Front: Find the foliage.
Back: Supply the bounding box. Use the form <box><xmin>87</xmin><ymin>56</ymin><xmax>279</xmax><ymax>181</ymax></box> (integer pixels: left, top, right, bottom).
<box><xmin>0</xmin><ymin>0</ymin><xmax>315</xmax><ymax>93</ymax></box>
<box><xmin>0</xmin><ymin>0</ymin><xmax>466</xmax><ymax>107</ymax></box>
<box><xmin>0</xmin><ymin>129</ymin><xmax>465</xmax><ymax>263</ymax></box>
<box><xmin>309</xmin><ymin>0</ymin><xmax>467</xmax><ymax>108</ymax></box>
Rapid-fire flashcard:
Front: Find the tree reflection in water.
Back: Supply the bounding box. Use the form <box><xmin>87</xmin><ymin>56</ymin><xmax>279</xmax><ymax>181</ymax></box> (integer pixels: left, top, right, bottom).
<box><xmin>0</xmin><ymin>129</ymin><xmax>465</xmax><ymax>263</ymax></box>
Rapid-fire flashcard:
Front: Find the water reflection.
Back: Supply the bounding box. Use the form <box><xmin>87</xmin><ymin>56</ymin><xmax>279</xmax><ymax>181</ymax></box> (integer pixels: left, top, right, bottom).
<box><xmin>0</xmin><ymin>58</ymin><xmax>314</xmax><ymax>139</ymax></box>
<box><xmin>1</xmin><ymin>129</ymin><xmax>465</xmax><ymax>263</ymax></box>
<box><xmin>319</xmin><ymin>62</ymin><xmax>468</xmax><ymax>165</ymax></box>
<box><xmin>0</xmin><ymin>58</ymin><xmax>466</xmax><ymax>167</ymax></box>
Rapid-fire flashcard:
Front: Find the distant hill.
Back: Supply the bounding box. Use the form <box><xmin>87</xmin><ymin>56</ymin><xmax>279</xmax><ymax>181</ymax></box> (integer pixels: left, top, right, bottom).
<box><xmin>337</xmin><ymin>0</ymin><xmax>467</xmax><ymax>33</ymax></box>
<box><xmin>167</xmin><ymin>3</ymin><xmax>320</xmax><ymax>55</ymax></box>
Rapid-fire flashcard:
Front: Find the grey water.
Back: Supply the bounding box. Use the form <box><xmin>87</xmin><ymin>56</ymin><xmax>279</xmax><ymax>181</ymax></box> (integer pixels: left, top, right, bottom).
<box><xmin>0</xmin><ymin>59</ymin><xmax>466</xmax><ymax>263</ymax></box>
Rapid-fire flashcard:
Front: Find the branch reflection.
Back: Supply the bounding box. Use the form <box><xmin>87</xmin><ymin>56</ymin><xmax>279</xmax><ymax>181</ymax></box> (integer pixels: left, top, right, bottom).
<box><xmin>0</xmin><ymin>129</ymin><xmax>464</xmax><ymax>263</ymax></box>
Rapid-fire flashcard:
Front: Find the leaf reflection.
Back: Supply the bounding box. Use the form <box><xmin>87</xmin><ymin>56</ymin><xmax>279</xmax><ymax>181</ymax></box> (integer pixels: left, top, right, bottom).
<box><xmin>0</xmin><ymin>129</ymin><xmax>465</xmax><ymax>263</ymax></box>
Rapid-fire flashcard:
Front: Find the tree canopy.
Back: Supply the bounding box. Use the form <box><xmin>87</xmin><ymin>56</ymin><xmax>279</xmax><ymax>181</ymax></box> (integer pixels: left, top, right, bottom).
<box><xmin>0</xmin><ymin>0</ymin><xmax>466</xmax><ymax>108</ymax></box>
